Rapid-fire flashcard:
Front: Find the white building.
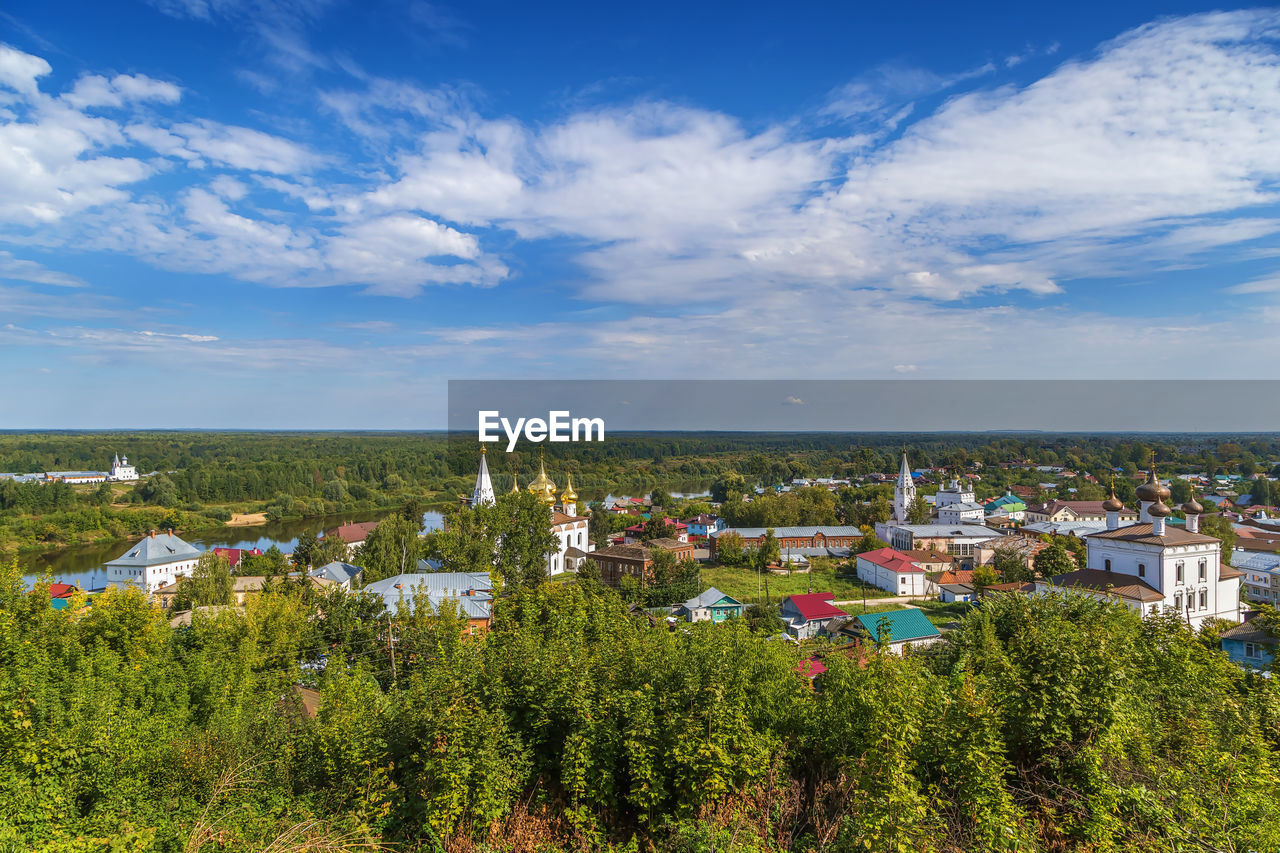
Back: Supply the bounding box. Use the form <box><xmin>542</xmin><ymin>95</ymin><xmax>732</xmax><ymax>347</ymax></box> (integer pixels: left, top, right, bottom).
<box><xmin>108</xmin><ymin>453</ymin><xmax>138</xmax><ymax>482</ymax></box>
<box><xmin>934</xmin><ymin>478</ymin><xmax>975</xmax><ymax>508</ymax></box>
<box><xmin>522</xmin><ymin>455</ymin><xmax>594</xmax><ymax>576</ymax></box>
<box><xmin>102</xmin><ymin>530</ymin><xmax>202</xmax><ymax>592</ymax></box>
<box><xmin>936</xmin><ymin>500</ymin><xmax>986</xmax><ymax>524</ymax></box>
<box><xmin>855</xmin><ymin>547</ymin><xmax>935</xmax><ymax>596</ymax></box>
<box><xmin>875</xmin><ymin>452</ymin><xmax>916</xmax><ymax>542</ymax></box>
<box><xmin>1042</xmin><ymin>475</ymin><xmax>1243</xmax><ymax>628</ymax></box>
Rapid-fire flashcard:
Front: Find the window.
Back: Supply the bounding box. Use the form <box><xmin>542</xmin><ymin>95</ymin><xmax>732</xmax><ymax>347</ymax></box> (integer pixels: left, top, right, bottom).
<box><xmin>1175</xmin><ymin>561</ymin><xmax>1184</xmax><ymax>583</ymax></box>
<box><xmin>1198</xmin><ymin>559</ymin><xmax>1206</xmax><ymax>582</ymax></box>
<box><xmin>1245</xmin><ymin>642</ymin><xmax>1261</xmax><ymax>659</ymax></box>
<box><xmin>1174</xmin><ymin>592</ymin><xmax>1182</xmax><ymax>611</ymax></box>
<box><xmin>1138</xmin><ymin>563</ymin><xmax>1145</xmax><ymax>577</ymax></box>
<box><xmin>1105</xmin><ymin>558</ymin><xmax>1111</xmax><ymax>571</ymax></box>
<box><xmin>1199</xmin><ymin>589</ymin><xmax>1207</xmax><ymax>610</ymax></box>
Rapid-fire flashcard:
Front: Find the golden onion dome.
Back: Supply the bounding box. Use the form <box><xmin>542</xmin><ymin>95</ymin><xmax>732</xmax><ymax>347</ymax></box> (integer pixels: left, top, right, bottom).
<box><xmin>1182</xmin><ymin>494</ymin><xmax>1203</xmax><ymax>515</ymax></box>
<box><xmin>1148</xmin><ymin>499</ymin><xmax>1172</xmax><ymax>518</ymax></box>
<box><xmin>510</xmin><ymin>473</ymin><xmax>520</xmax><ymax>494</ymax></box>
<box><xmin>1135</xmin><ymin>468</ymin><xmax>1171</xmax><ymax>503</ymax></box>
<box><xmin>527</xmin><ymin>455</ymin><xmax>557</xmax><ymax>504</ymax></box>
<box><xmin>560</xmin><ymin>471</ymin><xmax>578</xmax><ymax>504</ymax></box>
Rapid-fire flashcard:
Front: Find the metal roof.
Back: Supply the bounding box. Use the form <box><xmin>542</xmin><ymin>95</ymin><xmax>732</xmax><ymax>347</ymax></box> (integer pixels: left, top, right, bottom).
<box><xmin>310</xmin><ymin>561</ymin><xmax>363</xmax><ymax>584</ymax></box>
<box><xmin>715</xmin><ymin>525</ymin><xmax>863</xmax><ymax>538</ymax></box>
<box><xmin>853</xmin><ymin>608</ymin><xmax>940</xmax><ymax>644</ymax></box>
<box><xmin>680</xmin><ymin>587</ymin><xmax>742</xmax><ymax>610</ymax></box>
<box><xmin>104</xmin><ymin>532</ymin><xmax>202</xmax><ymax>568</ymax></box>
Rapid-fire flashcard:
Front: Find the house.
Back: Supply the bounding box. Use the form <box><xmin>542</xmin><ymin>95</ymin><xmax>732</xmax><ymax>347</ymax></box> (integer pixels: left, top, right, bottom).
<box><xmin>710</xmin><ymin>526</ymin><xmax>863</xmax><ymax>560</ymax></box>
<box><xmin>623</xmin><ymin>518</ymin><xmax>689</xmax><ymax>544</ymax></box>
<box><xmin>846</xmin><ymin>608</ymin><xmax>941</xmax><ymax>655</ymax></box>
<box><xmin>643</xmin><ymin>537</ymin><xmax>697</xmax><ymax>562</ymax></box>
<box><xmin>874</xmin><ymin>523</ymin><xmax>1004</xmax><ymax>568</ymax></box>
<box><xmin>310</xmin><ymin>560</ymin><xmax>364</xmax><ymax>590</ymax></box>
<box><xmin>675</xmin><ymin>587</ymin><xmax>744</xmax><ymax>623</ymax></box>
<box><xmin>1232</xmin><ymin>551</ymin><xmax>1280</xmax><ymax>604</ymax></box>
<box><xmin>587</xmin><ymin>543</ymin><xmax>656</xmax><ymax>587</ymax></box>
<box><xmin>682</xmin><ymin>514</ymin><xmax>725</xmax><ymax>539</ymax></box>
<box><xmin>1025</xmin><ymin>500</ymin><xmax>1138</xmax><ymax>524</ymax></box>
<box><xmin>855</xmin><ymin>547</ymin><xmax>945</xmax><ymax>596</ymax></box>
<box><xmin>151</xmin><ymin>574</ymin><xmax>276</xmax><ymax>609</ymax></box>
<box><xmin>780</xmin><ymin>593</ymin><xmax>846</xmax><ymax>639</ymax></box>
<box><xmin>936</xmin><ymin>501</ymin><xmax>986</xmax><ymax>524</ymax></box>
<box><xmin>938</xmin><ymin>582</ymin><xmax>976</xmax><ymax>603</ymax></box>
<box><xmin>322</xmin><ymin>521</ymin><xmax>380</xmax><ymax>558</ymax></box>
<box><xmin>211</xmin><ymin>547</ymin><xmax>263</xmax><ymax>569</ymax></box>
<box><xmin>102</xmin><ymin>530</ymin><xmax>203</xmax><ymax>592</ymax></box>
<box><xmin>363</xmin><ymin>572</ymin><xmax>494</xmax><ymax>634</ymax></box>
<box><xmin>1220</xmin><ymin>617</ymin><xmax>1276</xmax><ymax>671</ymax></box>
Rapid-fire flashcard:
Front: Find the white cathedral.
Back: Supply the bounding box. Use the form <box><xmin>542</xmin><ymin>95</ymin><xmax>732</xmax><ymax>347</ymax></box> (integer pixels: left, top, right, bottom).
<box><xmin>470</xmin><ymin>448</ymin><xmax>593</xmax><ymax>576</ymax></box>
<box><xmin>108</xmin><ymin>453</ymin><xmax>138</xmax><ymax>482</ymax></box>
<box><xmin>1041</xmin><ymin>470</ymin><xmax>1243</xmax><ymax>627</ymax></box>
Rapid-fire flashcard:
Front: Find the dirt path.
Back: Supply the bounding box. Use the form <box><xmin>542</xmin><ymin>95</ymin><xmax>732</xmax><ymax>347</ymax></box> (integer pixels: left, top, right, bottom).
<box><xmin>226</xmin><ymin>512</ymin><xmax>268</xmax><ymax>527</ymax></box>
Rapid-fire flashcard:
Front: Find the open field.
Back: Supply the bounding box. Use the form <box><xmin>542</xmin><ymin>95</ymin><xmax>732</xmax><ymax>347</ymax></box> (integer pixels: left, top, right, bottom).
<box><xmin>698</xmin><ymin>564</ymin><xmax>893</xmax><ymax>606</ymax></box>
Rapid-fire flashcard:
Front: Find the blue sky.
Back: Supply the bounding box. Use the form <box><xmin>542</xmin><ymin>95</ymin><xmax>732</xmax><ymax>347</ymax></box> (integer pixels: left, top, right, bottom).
<box><xmin>1</xmin><ymin>1</ymin><xmax>1278</xmax><ymax>428</ymax></box>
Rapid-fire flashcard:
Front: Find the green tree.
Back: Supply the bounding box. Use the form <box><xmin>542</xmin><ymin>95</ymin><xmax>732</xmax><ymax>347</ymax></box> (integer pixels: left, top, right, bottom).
<box><xmin>714</xmin><ymin>531</ymin><xmax>746</xmax><ymax>566</ymax></box>
<box><xmin>991</xmin><ymin>540</ymin><xmax>1034</xmax><ymax>583</ymax></box>
<box><xmin>1199</xmin><ymin>512</ymin><xmax>1236</xmax><ymax>558</ymax></box>
<box><xmin>907</xmin><ymin>494</ymin><xmax>931</xmax><ymax>525</ymax></box>
<box><xmin>292</xmin><ymin>531</ymin><xmax>318</xmax><ymax>569</ymax></box>
<box><xmin>1251</xmin><ymin>477</ymin><xmax>1272</xmax><ymax>507</ymax></box>
<box><xmin>358</xmin><ymin>513</ymin><xmax>422</xmax><ymax>583</ymax></box>
<box><xmin>173</xmin><ymin>551</ymin><xmax>234</xmax><ymax>610</ymax></box>
<box><xmin>755</xmin><ymin>529</ymin><xmax>780</xmax><ymax>571</ymax></box>
<box><xmin>1032</xmin><ymin>540</ymin><xmax>1075</xmax><ymax>579</ymax></box>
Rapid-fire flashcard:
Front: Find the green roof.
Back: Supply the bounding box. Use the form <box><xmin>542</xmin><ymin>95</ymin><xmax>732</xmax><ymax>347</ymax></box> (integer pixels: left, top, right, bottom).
<box><xmin>853</xmin><ymin>608</ymin><xmax>940</xmax><ymax>644</ymax></box>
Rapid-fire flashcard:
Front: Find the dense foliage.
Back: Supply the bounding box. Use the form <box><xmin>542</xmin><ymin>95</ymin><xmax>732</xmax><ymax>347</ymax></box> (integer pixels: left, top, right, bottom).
<box><xmin>4</xmin><ymin>555</ymin><xmax>1279</xmax><ymax>852</ymax></box>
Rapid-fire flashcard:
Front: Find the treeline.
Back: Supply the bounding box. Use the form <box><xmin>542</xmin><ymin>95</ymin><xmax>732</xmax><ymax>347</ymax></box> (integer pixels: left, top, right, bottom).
<box><xmin>3</xmin><ymin>564</ymin><xmax>1279</xmax><ymax>852</ymax></box>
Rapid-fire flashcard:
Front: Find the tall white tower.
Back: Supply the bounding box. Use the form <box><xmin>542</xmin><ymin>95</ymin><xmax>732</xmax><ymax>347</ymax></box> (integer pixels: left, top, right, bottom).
<box><xmin>472</xmin><ymin>447</ymin><xmax>495</xmax><ymax>507</ymax></box>
<box><xmin>893</xmin><ymin>452</ymin><xmax>916</xmax><ymax>523</ymax></box>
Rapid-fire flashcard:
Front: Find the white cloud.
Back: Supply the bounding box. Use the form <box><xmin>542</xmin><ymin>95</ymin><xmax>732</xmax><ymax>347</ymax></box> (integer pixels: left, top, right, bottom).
<box><xmin>0</xmin><ymin>251</ymin><xmax>86</xmax><ymax>287</ymax></box>
<box><xmin>0</xmin><ymin>44</ymin><xmax>50</xmax><ymax>95</ymax></box>
<box><xmin>171</xmin><ymin>120</ymin><xmax>318</xmax><ymax>174</ymax></box>
<box><xmin>62</xmin><ymin>73</ymin><xmax>181</xmax><ymax>109</ymax></box>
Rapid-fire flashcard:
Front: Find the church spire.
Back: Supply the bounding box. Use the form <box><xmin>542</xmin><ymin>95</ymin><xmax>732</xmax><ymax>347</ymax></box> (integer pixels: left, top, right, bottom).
<box><xmin>893</xmin><ymin>450</ymin><xmax>916</xmax><ymax>523</ymax></box>
<box><xmin>472</xmin><ymin>446</ymin><xmax>495</xmax><ymax>507</ymax></box>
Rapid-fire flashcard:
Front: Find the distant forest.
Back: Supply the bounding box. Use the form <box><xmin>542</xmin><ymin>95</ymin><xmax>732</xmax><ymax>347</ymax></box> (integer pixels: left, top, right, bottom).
<box><xmin>1</xmin><ymin>431</ymin><xmax>1278</xmax><ymax>555</ymax></box>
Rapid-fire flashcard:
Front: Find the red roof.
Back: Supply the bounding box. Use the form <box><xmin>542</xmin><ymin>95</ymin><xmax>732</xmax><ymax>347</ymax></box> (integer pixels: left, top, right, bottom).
<box><xmin>857</xmin><ymin>546</ymin><xmax>925</xmax><ymax>573</ymax></box>
<box><xmin>796</xmin><ymin>658</ymin><xmax>827</xmax><ymax>678</ymax></box>
<box><xmin>49</xmin><ymin>583</ymin><xmax>77</xmax><ymax>599</ymax></box>
<box><xmin>212</xmin><ymin>546</ymin><xmax>263</xmax><ymax>567</ymax></box>
<box><xmin>623</xmin><ymin>517</ymin><xmax>687</xmax><ymax>533</ymax></box>
<box><xmin>325</xmin><ymin>521</ymin><xmax>380</xmax><ymax>544</ymax></box>
<box><xmin>785</xmin><ymin>593</ymin><xmax>846</xmax><ymax>621</ymax></box>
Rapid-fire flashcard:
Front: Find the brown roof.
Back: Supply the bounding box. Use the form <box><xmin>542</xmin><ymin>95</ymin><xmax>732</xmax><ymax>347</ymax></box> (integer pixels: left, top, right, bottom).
<box><xmin>325</xmin><ymin>521</ymin><xmax>379</xmax><ymax>543</ymax></box>
<box><xmin>1087</xmin><ymin>523</ymin><xmax>1220</xmax><ymax>547</ymax></box>
<box><xmin>552</xmin><ymin>510</ymin><xmax>589</xmax><ymax>525</ymax></box>
<box><xmin>899</xmin><ymin>549</ymin><xmax>952</xmax><ymax>563</ymax></box>
<box><xmin>1050</xmin><ymin>569</ymin><xmax>1164</xmax><ymax>603</ymax></box>
<box><xmin>644</xmin><ymin>537</ymin><xmax>693</xmax><ymax>552</ymax></box>
<box><xmin>588</xmin><ymin>544</ymin><xmax>652</xmax><ymax>561</ymax></box>
<box><xmin>1220</xmin><ymin>619</ymin><xmax>1276</xmax><ymax>645</ymax></box>
<box><xmin>1219</xmin><ymin>565</ymin><xmax>1245</xmax><ymax>579</ymax></box>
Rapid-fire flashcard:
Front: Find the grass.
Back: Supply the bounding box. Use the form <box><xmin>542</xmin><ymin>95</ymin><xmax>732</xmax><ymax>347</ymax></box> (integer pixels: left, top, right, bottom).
<box><xmin>698</xmin><ymin>564</ymin><xmax>893</xmax><ymax>606</ymax></box>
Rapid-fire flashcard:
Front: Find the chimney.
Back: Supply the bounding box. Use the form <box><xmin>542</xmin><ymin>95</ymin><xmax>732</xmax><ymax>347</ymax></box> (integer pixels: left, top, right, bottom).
<box><xmin>150</xmin><ymin>529</ymin><xmax>155</xmax><ymax>538</ymax></box>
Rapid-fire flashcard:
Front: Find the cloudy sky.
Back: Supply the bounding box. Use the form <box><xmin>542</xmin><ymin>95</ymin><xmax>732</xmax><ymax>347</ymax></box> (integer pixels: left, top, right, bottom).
<box><xmin>1</xmin><ymin>1</ymin><xmax>1279</xmax><ymax>428</ymax></box>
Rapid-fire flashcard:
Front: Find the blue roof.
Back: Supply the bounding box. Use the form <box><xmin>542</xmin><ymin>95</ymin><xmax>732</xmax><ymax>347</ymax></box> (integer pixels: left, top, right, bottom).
<box><xmin>310</xmin><ymin>561</ymin><xmax>363</xmax><ymax>584</ymax></box>
<box><xmin>853</xmin><ymin>608</ymin><xmax>940</xmax><ymax>644</ymax></box>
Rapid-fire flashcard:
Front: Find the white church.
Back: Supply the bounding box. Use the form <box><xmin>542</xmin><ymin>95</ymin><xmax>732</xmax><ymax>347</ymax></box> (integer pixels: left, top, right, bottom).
<box><xmin>1041</xmin><ymin>471</ymin><xmax>1243</xmax><ymax>628</ymax></box>
<box><xmin>470</xmin><ymin>448</ymin><xmax>593</xmax><ymax>576</ymax></box>
<box><xmin>108</xmin><ymin>453</ymin><xmax>138</xmax><ymax>482</ymax></box>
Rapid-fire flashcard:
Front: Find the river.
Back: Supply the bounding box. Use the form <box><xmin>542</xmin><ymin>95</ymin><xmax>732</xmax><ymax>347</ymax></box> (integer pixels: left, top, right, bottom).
<box><xmin>20</xmin><ymin>509</ymin><xmax>445</xmax><ymax>590</ymax></box>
